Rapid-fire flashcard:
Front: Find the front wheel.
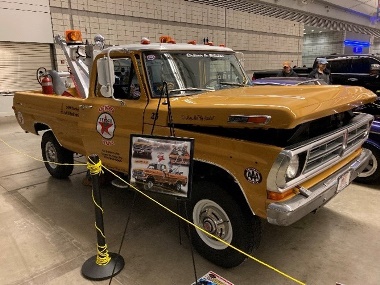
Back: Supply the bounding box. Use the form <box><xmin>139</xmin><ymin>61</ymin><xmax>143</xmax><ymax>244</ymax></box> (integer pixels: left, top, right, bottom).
<box><xmin>41</xmin><ymin>131</ymin><xmax>74</xmax><ymax>179</ymax></box>
<box><xmin>355</xmin><ymin>143</ymin><xmax>380</xmax><ymax>184</ymax></box>
<box><xmin>144</xmin><ymin>177</ymin><xmax>154</xmax><ymax>190</ymax></box>
<box><xmin>187</xmin><ymin>181</ymin><xmax>261</xmax><ymax>268</ymax></box>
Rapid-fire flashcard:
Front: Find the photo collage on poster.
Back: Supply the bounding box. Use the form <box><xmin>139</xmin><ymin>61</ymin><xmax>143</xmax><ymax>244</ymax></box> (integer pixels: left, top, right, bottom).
<box><xmin>129</xmin><ymin>134</ymin><xmax>194</xmax><ymax>198</ymax></box>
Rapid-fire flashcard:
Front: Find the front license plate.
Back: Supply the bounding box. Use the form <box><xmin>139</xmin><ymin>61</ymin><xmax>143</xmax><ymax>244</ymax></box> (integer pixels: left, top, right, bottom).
<box><xmin>337</xmin><ymin>171</ymin><xmax>351</xmax><ymax>193</ymax></box>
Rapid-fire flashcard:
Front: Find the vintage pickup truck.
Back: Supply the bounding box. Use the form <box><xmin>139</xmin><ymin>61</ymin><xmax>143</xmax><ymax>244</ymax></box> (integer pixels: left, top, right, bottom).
<box><xmin>13</xmin><ymin>31</ymin><xmax>376</xmax><ymax>268</ymax></box>
<box><xmin>132</xmin><ymin>162</ymin><xmax>187</xmax><ymax>191</ymax></box>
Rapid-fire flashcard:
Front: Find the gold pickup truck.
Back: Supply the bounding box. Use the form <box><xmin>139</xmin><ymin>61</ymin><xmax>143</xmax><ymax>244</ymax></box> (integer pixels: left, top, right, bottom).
<box><xmin>13</xmin><ymin>33</ymin><xmax>376</xmax><ymax>268</ymax></box>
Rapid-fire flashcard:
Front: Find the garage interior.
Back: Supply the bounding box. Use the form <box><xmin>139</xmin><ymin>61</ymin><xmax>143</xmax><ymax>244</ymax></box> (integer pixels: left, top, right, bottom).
<box><xmin>1</xmin><ymin>1</ymin><xmax>380</xmax><ymax>284</ymax></box>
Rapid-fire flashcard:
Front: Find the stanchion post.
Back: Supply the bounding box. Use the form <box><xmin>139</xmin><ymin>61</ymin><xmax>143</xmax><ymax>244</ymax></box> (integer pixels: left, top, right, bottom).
<box><xmin>81</xmin><ymin>154</ymin><xmax>125</xmax><ymax>281</ymax></box>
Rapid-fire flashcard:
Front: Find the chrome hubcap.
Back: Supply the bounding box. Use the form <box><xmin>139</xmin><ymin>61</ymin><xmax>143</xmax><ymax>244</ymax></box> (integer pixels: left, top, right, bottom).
<box><xmin>193</xmin><ymin>199</ymin><xmax>232</xmax><ymax>250</ymax></box>
<box><xmin>45</xmin><ymin>142</ymin><xmax>58</xmax><ymax>169</ymax></box>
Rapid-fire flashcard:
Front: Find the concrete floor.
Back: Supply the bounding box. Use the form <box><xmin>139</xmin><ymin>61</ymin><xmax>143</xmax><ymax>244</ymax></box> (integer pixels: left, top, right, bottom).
<box><xmin>1</xmin><ymin>115</ymin><xmax>380</xmax><ymax>285</ymax></box>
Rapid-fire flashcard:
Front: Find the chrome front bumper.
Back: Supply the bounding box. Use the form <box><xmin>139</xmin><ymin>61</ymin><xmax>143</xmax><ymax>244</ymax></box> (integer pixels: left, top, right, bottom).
<box><xmin>267</xmin><ymin>148</ymin><xmax>372</xmax><ymax>226</ymax></box>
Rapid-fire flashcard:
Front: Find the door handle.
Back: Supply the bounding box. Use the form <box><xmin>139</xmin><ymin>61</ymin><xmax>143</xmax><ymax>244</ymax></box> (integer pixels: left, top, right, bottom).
<box><xmin>79</xmin><ymin>104</ymin><xmax>93</xmax><ymax>110</ymax></box>
<box><xmin>347</xmin><ymin>78</ymin><xmax>358</xmax><ymax>82</ymax></box>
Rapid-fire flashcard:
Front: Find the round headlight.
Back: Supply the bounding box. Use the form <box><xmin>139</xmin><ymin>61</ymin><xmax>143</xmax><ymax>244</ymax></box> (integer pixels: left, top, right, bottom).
<box><xmin>286</xmin><ymin>155</ymin><xmax>299</xmax><ymax>179</ymax></box>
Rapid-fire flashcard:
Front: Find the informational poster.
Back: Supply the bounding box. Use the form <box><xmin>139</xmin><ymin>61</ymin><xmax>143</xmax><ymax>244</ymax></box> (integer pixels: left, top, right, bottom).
<box><xmin>191</xmin><ymin>271</ymin><xmax>234</xmax><ymax>285</ymax></box>
<box><xmin>129</xmin><ymin>134</ymin><xmax>194</xmax><ymax>199</ymax></box>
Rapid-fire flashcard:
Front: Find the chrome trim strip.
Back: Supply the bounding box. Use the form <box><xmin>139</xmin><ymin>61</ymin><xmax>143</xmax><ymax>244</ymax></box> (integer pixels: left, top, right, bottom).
<box><xmin>267</xmin><ymin>148</ymin><xmax>372</xmax><ymax>226</ymax></box>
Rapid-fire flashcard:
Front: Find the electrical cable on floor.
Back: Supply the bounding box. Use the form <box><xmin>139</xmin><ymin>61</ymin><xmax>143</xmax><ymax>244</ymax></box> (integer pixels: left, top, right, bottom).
<box><xmin>184</xmin><ymin>201</ymin><xmax>199</xmax><ymax>285</ymax></box>
<box><xmin>108</xmin><ymin>187</ymin><xmax>138</xmax><ymax>285</ymax></box>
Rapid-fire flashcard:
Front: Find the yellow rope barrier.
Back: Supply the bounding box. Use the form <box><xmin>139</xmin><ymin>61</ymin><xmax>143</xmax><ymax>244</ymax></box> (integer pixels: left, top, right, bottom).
<box><xmin>96</xmin><ymin>243</ymin><xmax>111</xmax><ymax>266</ymax></box>
<box><xmin>86</xmin><ymin>158</ymin><xmax>111</xmax><ymax>266</ymax></box>
<box><xmin>0</xmin><ymin>138</ymin><xmax>87</xmax><ymax>167</ymax></box>
<box><xmin>92</xmin><ymin>189</ymin><xmax>104</xmax><ymax>214</ymax></box>
<box><xmin>1</xmin><ymin>137</ymin><xmax>306</xmax><ymax>284</ymax></box>
<box><xmin>87</xmin><ymin>159</ymin><xmax>104</xmax><ymax>175</ymax></box>
<box><xmin>106</xmin><ymin>168</ymin><xmax>307</xmax><ymax>285</ymax></box>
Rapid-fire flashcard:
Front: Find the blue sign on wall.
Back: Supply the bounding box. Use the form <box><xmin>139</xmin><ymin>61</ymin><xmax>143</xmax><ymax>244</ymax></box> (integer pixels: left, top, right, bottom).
<box><xmin>353</xmin><ymin>46</ymin><xmax>363</xmax><ymax>53</ymax></box>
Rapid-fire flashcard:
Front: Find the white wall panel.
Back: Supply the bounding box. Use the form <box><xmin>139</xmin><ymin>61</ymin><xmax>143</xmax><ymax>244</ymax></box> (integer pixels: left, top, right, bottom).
<box><xmin>0</xmin><ymin>0</ymin><xmax>53</xmax><ymax>43</ymax></box>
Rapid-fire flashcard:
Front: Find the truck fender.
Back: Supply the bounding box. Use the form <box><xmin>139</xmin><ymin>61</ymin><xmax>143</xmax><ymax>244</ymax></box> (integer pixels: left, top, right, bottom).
<box><xmin>193</xmin><ymin>159</ymin><xmax>255</xmax><ymax>216</ymax></box>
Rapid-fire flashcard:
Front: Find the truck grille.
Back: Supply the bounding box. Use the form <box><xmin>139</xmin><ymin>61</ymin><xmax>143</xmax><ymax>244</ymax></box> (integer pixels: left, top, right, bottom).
<box><xmin>267</xmin><ymin>113</ymin><xmax>373</xmax><ymax>192</ymax></box>
<box><xmin>303</xmin><ymin>120</ymin><xmax>369</xmax><ymax>174</ymax></box>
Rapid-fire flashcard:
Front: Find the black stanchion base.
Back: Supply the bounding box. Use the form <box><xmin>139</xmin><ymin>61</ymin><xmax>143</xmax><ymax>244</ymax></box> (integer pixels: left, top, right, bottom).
<box><xmin>81</xmin><ymin>252</ymin><xmax>125</xmax><ymax>281</ymax></box>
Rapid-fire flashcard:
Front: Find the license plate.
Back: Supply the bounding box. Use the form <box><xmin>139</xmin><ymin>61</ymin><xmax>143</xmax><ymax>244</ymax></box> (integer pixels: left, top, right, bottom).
<box><xmin>337</xmin><ymin>171</ymin><xmax>351</xmax><ymax>193</ymax></box>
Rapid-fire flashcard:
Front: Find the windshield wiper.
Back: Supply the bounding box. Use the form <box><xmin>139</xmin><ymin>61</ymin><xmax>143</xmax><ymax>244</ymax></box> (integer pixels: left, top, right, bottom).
<box><xmin>219</xmin><ymin>82</ymin><xmax>247</xmax><ymax>87</ymax></box>
<box><xmin>169</xmin><ymin>87</ymin><xmax>214</xmax><ymax>94</ymax></box>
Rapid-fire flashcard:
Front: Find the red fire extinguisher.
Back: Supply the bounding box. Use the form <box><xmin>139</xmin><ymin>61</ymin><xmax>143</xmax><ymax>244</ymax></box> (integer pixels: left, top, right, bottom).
<box><xmin>41</xmin><ymin>75</ymin><xmax>53</xmax><ymax>94</ymax></box>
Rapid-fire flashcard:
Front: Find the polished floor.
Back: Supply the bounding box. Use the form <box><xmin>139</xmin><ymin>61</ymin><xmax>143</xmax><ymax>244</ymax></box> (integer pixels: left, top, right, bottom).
<box><xmin>1</xmin><ymin>115</ymin><xmax>380</xmax><ymax>285</ymax></box>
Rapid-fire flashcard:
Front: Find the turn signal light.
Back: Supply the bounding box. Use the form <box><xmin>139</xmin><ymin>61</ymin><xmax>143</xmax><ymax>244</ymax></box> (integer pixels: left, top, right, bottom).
<box><xmin>228</xmin><ymin>115</ymin><xmax>271</xmax><ymax>125</ymax></box>
<box><xmin>160</xmin><ymin>35</ymin><xmax>176</xmax><ymax>44</ymax></box>
<box><xmin>267</xmin><ymin>189</ymin><xmax>294</xmax><ymax>201</ymax></box>
<box><xmin>65</xmin><ymin>30</ymin><xmax>83</xmax><ymax>44</ymax></box>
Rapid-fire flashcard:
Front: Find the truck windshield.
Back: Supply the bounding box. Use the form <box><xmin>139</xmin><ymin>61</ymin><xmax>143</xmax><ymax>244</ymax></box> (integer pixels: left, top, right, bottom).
<box><xmin>143</xmin><ymin>51</ymin><xmax>248</xmax><ymax>97</ymax></box>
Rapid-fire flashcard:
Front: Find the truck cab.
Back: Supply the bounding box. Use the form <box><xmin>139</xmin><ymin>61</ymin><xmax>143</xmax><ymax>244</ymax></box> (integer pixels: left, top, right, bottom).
<box><xmin>313</xmin><ymin>54</ymin><xmax>380</xmax><ymax>94</ymax></box>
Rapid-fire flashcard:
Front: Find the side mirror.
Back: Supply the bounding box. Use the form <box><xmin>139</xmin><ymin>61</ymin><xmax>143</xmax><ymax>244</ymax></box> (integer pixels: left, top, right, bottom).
<box><xmin>97</xmin><ymin>57</ymin><xmax>115</xmax><ymax>98</ymax></box>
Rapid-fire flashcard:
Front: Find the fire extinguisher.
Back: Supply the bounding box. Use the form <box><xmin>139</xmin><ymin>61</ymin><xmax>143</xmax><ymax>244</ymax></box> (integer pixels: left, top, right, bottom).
<box><xmin>41</xmin><ymin>75</ymin><xmax>53</xmax><ymax>94</ymax></box>
<box><xmin>37</xmin><ymin>67</ymin><xmax>53</xmax><ymax>95</ymax></box>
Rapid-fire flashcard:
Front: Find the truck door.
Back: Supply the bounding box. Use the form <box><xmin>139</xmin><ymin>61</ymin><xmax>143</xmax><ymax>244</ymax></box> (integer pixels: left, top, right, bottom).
<box><xmin>329</xmin><ymin>58</ymin><xmax>351</xmax><ymax>85</ymax></box>
<box><xmin>78</xmin><ymin>55</ymin><xmax>147</xmax><ymax>173</ymax></box>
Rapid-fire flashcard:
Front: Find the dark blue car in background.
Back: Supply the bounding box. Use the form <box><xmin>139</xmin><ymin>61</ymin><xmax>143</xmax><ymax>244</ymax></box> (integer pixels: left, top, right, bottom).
<box><xmin>252</xmin><ymin>77</ymin><xmax>380</xmax><ymax>184</ymax></box>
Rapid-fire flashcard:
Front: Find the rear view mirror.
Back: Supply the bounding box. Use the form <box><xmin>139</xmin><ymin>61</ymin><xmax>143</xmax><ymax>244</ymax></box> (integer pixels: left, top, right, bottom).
<box><xmin>97</xmin><ymin>57</ymin><xmax>115</xmax><ymax>97</ymax></box>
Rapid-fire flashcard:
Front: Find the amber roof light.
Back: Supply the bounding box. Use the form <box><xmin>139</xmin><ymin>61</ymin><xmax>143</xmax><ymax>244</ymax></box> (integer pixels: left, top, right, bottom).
<box><xmin>65</xmin><ymin>30</ymin><xmax>83</xmax><ymax>44</ymax></box>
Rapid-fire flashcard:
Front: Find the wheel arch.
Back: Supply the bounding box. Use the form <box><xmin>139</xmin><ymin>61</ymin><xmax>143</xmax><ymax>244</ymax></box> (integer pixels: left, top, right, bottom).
<box><xmin>146</xmin><ymin>175</ymin><xmax>155</xmax><ymax>182</ymax></box>
<box><xmin>34</xmin><ymin>122</ymin><xmax>51</xmax><ymax>134</ymax></box>
<box><xmin>192</xmin><ymin>159</ymin><xmax>255</xmax><ymax>216</ymax></box>
<box><xmin>36</xmin><ymin>125</ymin><xmax>66</xmax><ymax>148</ymax></box>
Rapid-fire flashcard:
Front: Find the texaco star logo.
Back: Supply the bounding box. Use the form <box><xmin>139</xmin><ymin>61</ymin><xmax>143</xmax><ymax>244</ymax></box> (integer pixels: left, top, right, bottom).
<box><xmin>96</xmin><ymin>113</ymin><xmax>115</xmax><ymax>139</ymax></box>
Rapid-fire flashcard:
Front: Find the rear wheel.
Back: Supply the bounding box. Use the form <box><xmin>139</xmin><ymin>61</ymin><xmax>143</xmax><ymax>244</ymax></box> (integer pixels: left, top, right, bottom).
<box><xmin>187</xmin><ymin>180</ymin><xmax>261</xmax><ymax>268</ymax></box>
<box><xmin>41</xmin><ymin>131</ymin><xmax>74</xmax><ymax>179</ymax></box>
<box><xmin>175</xmin><ymin>181</ymin><xmax>182</xmax><ymax>192</ymax></box>
<box><xmin>355</xmin><ymin>143</ymin><xmax>380</xmax><ymax>184</ymax></box>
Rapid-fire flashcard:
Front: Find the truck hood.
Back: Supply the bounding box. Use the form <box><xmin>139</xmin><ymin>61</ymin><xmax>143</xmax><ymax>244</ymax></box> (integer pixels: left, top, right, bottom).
<box><xmin>169</xmin><ymin>85</ymin><xmax>376</xmax><ymax>129</ymax></box>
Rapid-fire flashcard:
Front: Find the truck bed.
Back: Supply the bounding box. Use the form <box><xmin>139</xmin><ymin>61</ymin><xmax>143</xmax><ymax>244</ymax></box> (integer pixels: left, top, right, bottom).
<box><xmin>13</xmin><ymin>89</ymin><xmax>86</xmax><ymax>155</ymax></box>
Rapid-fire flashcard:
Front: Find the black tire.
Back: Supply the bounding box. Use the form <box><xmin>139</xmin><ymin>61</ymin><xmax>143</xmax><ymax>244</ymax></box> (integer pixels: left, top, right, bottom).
<box><xmin>144</xmin><ymin>177</ymin><xmax>154</xmax><ymax>190</ymax></box>
<box><xmin>41</xmin><ymin>131</ymin><xmax>74</xmax><ymax>179</ymax></box>
<box><xmin>355</xmin><ymin>143</ymin><xmax>380</xmax><ymax>184</ymax></box>
<box><xmin>175</xmin><ymin>181</ymin><xmax>182</xmax><ymax>192</ymax></box>
<box><xmin>186</xmin><ymin>180</ymin><xmax>261</xmax><ymax>268</ymax></box>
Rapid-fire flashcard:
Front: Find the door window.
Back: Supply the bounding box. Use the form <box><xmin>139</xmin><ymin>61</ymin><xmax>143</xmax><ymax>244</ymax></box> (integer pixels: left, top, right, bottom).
<box><xmin>329</xmin><ymin>59</ymin><xmax>351</xmax><ymax>73</ymax></box>
<box><xmin>351</xmin><ymin>58</ymin><xmax>369</xmax><ymax>73</ymax></box>
<box><xmin>112</xmin><ymin>57</ymin><xmax>141</xmax><ymax>100</ymax></box>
